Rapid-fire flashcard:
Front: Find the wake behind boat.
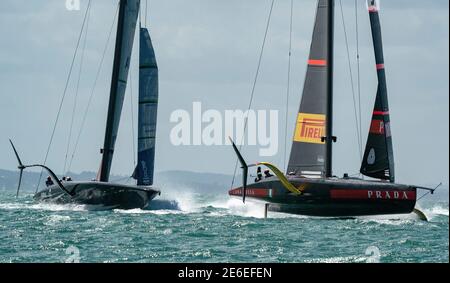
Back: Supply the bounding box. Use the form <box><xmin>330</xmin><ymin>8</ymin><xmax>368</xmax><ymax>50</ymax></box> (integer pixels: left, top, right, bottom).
<box><xmin>228</xmin><ymin>0</ymin><xmax>437</xmax><ymax>219</ymax></box>
<box><xmin>10</xmin><ymin>0</ymin><xmax>161</xmax><ymax>210</ymax></box>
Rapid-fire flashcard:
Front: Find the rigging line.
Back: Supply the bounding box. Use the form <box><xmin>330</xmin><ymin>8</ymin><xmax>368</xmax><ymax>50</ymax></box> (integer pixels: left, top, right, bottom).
<box><xmin>417</xmin><ymin>191</ymin><xmax>431</xmax><ymax>202</ymax></box>
<box><xmin>129</xmin><ymin>70</ymin><xmax>136</xmax><ymax>166</ymax></box>
<box><xmin>35</xmin><ymin>0</ymin><xmax>92</xmax><ymax>193</ymax></box>
<box><xmin>417</xmin><ymin>183</ymin><xmax>442</xmax><ymax>202</ymax></box>
<box><xmin>284</xmin><ymin>0</ymin><xmax>294</xmax><ymax>172</ymax></box>
<box><xmin>139</xmin><ymin>0</ymin><xmax>142</xmax><ymax>26</ymax></box>
<box><xmin>230</xmin><ymin>0</ymin><xmax>275</xmax><ymax>189</ymax></box>
<box><xmin>63</xmin><ymin>4</ymin><xmax>91</xmax><ymax>176</ymax></box>
<box><xmin>67</xmin><ymin>2</ymin><xmax>120</xmax><ymax>173</ymax></box>
<box><xmin>339</xmin><ymin>0</ymin><xmax>362</xmax><ymax>163</ymax></box>
<box><xmin>145</xmin><ymin>0</ymin><xmax>148</xmax><ymax>28</ymax></box>
<box><xmin>355</xmin><ymin>0</ymin><xmax>362</xmax><ymax>162</ymax></box>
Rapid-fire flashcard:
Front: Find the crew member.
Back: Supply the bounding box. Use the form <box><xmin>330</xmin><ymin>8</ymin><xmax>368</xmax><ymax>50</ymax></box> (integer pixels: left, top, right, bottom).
<box><xmin>254</xmin><ymin>166</ymin><xmax>262</xmax><ymax>182</ymax></box>
<box><xmin>45</xmin><ymin>176</ymin><xmax>54</xmax><ymax>187</ymax></box>
<box><xmin>264</xmin><ymin>170</ymin><xmax>273</xmax><ymax>178</ymax></box>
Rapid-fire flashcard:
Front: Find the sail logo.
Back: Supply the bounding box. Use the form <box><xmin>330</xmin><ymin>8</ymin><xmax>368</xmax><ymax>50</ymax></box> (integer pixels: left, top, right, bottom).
<box><xmin>293</xmin><ymin>113</ymin><xmax>326</xmax><ymax>144</ymax></box>
<box><xmin>369</xmin><ymin>119</ymin><xmax>385</xmax><ymax>135</ymax></box>
<box><xmin>140</xmin><ymin>161</ymin><xmax>150</xmax><ymax>184</ymax></box>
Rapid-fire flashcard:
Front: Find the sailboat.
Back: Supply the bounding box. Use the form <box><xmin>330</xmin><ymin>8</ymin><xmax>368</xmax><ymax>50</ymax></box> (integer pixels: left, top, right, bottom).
<box><xmin>10</xmin><ymin>0</ymin><xmax>160</xmax><ymax>210</ymax></box>
<box><xmin>229</xmin><ymin>0</ymin><xmax>435</xmax><ymax>218</ymax></box>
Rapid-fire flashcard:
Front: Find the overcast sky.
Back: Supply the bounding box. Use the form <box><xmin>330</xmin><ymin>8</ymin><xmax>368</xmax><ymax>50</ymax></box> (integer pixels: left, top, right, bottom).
<box><xmin>0</xmin><ymin>0</ymin><xmax>448</xmax><ymax>186</ymax></box>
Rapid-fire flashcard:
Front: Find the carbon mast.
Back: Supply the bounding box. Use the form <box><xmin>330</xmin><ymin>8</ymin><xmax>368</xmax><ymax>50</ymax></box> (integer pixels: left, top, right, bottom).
<box><xmin>99</xmin><ymin>0</ymin><xmax>140</xmax><ymax>182</ymax></box>
<box><xmin>324</xmin><ymin>0</ymin><xmax>335</xmax><ymax>178</ymax></box>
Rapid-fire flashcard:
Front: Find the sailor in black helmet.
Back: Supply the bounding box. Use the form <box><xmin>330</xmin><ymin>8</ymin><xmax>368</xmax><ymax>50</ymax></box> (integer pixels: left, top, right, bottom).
<box><xmin>45</xmin><ymin>176</ymin><xmax>54</xmax><ymax>187</ymax></box>
<box><xmin>254</xmin><ymin>166</ymin><xmax>263</xmax><ymax>182</ymax></box>
<box><xmin>264</xmin><ymin>169</ymin><xmax>273</xmax><ymax>178</ymax></box>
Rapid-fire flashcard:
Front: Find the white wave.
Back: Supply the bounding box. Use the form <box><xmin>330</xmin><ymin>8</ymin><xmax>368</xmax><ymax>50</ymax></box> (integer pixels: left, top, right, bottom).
<box><xmin>114</xmin><ymin>208</ymin><xmax>153</xmax><ymax>214</ymax></box>
<box><xmin>305</xmin><ymin>255</ymin><xmax>367</xmax><ymax>263</ymax></box>
<box><xmin>0</xmin><ymin>203</ymin><xmax>24</xmax><ymax>210</ymax></box>
<box><xmin>0</xmin><ymin>201</ymin><xmax>87</xmax><ymax>212</ymax></box>
<box><xmin>223</xmin><ymin>198</ymin><xmax>266</xmax><ymax>218</ymax></box>
<box><xmin>360</xmin><ymin>218</ymin><xmax>417</xmax><ymax>226</ymax></box>
<box><xmin>114</xmin><ymin>208</ymin><xmax>186</xmax><ymax>215</ymax></box>
<box><xmin>357</xmin><ymin>213</ymin><xmax>421</xmax><ymax>224</ymax></box>
<box><xmin>151</xmin><ymin>190</ymin><xmax>266</xmax><ymax>218</ymax></box>
<box><xmin>156</xmin><ymin>186</ymin><xmax>204</xmax><ymax>213</ymax></box>
<box><xmin>44</xmin><ymin>214</ymin><xmax>71</xmax><ymax>225</ymax></box>
<box><xmin>419</xmin><ymin>205</ymin><xmax>449</xmax><ymax>221</ymax></box>
<box><xmin>424</xmin><ymin>205</ymin><xmax>449</xmax><ymax>216</ymax></box>
<box><xmin>150</xmin><ymin>209</ymin><xmax>186</xmax><ymax>215</ymax></box>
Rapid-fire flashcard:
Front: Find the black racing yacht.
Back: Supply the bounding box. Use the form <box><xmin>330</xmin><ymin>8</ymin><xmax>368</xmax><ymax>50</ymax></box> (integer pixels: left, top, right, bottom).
<box><xmin>10</xmin><ymin>0</ymin><xmax>160</xmax><ymax>210</ymax></box>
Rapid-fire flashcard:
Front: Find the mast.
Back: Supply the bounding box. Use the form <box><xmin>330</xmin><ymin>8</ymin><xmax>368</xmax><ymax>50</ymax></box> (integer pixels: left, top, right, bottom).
<box><xmin>325</xmin><ymin>0</ymin><xmax>334</xmax><ymax>178</ymax></box>
<box><xmin>99</xmin><ymin>0</ymin><xmax>140</xmax><ymax>182</ymax></box>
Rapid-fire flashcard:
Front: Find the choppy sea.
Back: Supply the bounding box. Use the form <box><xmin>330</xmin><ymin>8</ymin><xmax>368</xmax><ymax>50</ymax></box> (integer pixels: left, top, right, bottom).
<box><xmin>0</xmin><ymin>188</ymin><xmax>448</xmax><ymax>263</ymax></box>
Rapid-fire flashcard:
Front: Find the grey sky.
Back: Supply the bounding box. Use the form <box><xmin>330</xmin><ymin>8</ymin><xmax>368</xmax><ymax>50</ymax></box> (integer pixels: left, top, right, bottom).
<box><xmin>0</xmin><ymin>0</ymin><xmax>448</xmax><ymax>187</ymax></box>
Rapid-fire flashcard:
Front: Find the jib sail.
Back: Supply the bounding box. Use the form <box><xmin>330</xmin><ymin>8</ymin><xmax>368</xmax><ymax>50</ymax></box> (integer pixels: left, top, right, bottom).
<box><xmin>360</xmin><ymin>0</ymin><xmax>395</xmax><ymax>182</ymax></box>
<box><xmin>132</xmin><ymin>27</ymin><xmax>158</xmax><ymax>186</ymax></box>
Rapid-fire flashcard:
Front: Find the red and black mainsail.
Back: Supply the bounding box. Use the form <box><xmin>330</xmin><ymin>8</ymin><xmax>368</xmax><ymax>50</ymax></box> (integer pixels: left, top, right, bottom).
<box><xmin>287</xmin><ymin>0</ymin><xmax>332</xmax><ymax>178</ymax></box>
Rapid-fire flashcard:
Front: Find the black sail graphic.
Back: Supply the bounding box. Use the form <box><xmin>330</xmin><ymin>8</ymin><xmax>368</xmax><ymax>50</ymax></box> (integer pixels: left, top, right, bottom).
<box><xmin>360</xmin><ymin>0</ymin><xmax>395</xmax><ymax>182</ymax></box>
<box><xmin>99</xmin><ymin>0</ymin><xmax>140</xmax><ymax>182</ymax></box>
<box><xmin>287</xmin><ymin>0</ymin><xmax>331</xmax><ymax>177</ymax></box>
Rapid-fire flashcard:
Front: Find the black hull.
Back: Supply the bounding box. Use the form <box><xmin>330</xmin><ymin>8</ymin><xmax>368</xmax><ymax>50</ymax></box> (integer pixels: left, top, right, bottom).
<box><xmin>34</xmin><ymin>182</ymin><xmax>160</xmax><ymax>210</ymax></box>
<box><xmin>267</xmin><ymin>200</ymin><xmax>414</xmax><ymax>217</ymax></box>
<box><xmin>229</xmin><ymin>177</ymin><xmax>417</xmax><ymax>217</ymax></box>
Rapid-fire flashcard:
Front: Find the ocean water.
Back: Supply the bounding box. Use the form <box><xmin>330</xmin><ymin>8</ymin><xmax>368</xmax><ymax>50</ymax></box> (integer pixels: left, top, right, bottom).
<box><xmin>0</xmin><ymin>189</ymin><xmax>448</xmax><ymax>263</ymax></box>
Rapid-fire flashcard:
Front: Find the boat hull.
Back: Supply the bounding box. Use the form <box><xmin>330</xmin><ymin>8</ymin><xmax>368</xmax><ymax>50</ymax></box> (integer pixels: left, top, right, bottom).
<box><xmin>34</xmin><ymin>182</ymin><xmax>160</xmax><ymax>210</ymax></box>
<box><xmin>229</xmin><ymin>177</ymin><xmax>417</xmax><ymax>217</ymax></box>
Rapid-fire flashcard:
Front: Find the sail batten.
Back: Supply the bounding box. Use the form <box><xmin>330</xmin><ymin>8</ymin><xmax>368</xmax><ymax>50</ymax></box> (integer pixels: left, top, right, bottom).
<box><xmin>132</xmin><ymin>27</ymin><xmax>158</xmax><ymax>186</ymax></box>
<box><xmin>287</xmin><ymin>0</ymin><xmax>333</xmax><ymax>177</ymax></box>
<box><xmin>99</xmin><ymin>0</ymin><xmax>140</xmax><ymax>182</ymax></box>
<box><xmin>360</xmin><ymin>0</ymin><xmax>395</xmax><ymax>182</ymax></box>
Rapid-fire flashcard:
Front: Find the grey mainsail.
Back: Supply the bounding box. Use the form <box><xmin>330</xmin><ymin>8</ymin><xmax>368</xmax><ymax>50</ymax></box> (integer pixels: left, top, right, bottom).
<box><xmin>132</xmin><ymin>27</ymin><xmax>158</xmax><ymax>186</ymax></box>
<box><xmin>287</xmin><ymin>0</ymin><xmax>332</xmax><ymax>177</ymax></box>
<box><xmin>99</xmin><ymin>0</ymin><xmax>140</xmax><ymax>182</ymax></box>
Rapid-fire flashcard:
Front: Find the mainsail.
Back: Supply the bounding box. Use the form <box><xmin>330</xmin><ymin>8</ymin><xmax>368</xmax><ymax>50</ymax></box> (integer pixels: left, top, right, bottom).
<box><xmin>287</xmin><ymin>0</ymin><xmax>333</xmax><ymax>177</ymax></box>
<box><xmin>99</xmin><ymin>0</ymin><xmax>140</xmax><ymax>182</ymax></box>
<box><xmin>360</xmin><ymin>0</ymin><xmax>395</xmax><ymax>182</ymax></box>
<box><xmin>133</xmin><ymin>27</ymin><xmax>159</xmax><ymax>186</ymax></box>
